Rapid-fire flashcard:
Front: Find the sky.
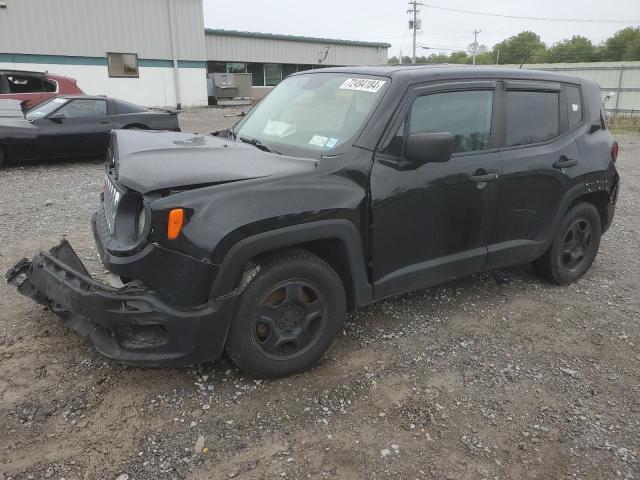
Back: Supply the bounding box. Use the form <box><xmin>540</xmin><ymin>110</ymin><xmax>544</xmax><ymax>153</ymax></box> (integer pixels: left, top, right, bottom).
<box><xmin>202</xmin><ymin>0</ymin><xmax>640</xmax><ymax>58</ymax></box>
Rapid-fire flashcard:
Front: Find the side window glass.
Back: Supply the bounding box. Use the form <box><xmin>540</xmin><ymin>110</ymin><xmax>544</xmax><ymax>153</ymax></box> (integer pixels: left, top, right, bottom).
<box><xmin>409</xmin><ymin>90</ymin><xmax>493</xmax><ymax>153</ymax></box>
<box><xmin>566</xmin><ymin>85</ymin><xmax>583</xmax><ymax>129</ymax></box>
<box><xmin>58</xmin><ymin>99</ymin><xmax>107</xmax><ymax>118</ymax></box>
<box><xmin>505</xmin><ymin>91</ymin><xmax>559</xmax><ymax>146</ymax></box>
<box><xmin>43</xmin><ymin>79</ymin><xmax>57</xmax><ymax>93</ymax></box>
<box><xmin>7</xmin><ymin>75</ymin><xmax>43</xmax><ymax>93</ymax></box>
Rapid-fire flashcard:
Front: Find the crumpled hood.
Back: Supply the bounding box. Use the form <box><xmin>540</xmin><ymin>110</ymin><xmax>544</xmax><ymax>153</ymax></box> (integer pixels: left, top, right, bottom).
<box><xmin>113</xmin><ymin>129</ymin><xmax>318</xmax><ymax>194</ymax></box>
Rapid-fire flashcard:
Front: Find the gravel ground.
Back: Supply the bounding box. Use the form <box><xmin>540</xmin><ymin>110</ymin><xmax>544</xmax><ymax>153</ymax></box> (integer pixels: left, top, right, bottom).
<box><xmin>0</xmin><ymin>110</ymin><xmax>638</xmax><ymax>480</ymax></box>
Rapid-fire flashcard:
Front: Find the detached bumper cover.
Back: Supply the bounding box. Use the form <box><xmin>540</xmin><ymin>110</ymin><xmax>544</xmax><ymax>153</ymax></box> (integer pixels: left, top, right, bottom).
<box><xmin>6</xmin><ymin>240</ymin><xmax>238</xmax><ymax>366</ymax></box>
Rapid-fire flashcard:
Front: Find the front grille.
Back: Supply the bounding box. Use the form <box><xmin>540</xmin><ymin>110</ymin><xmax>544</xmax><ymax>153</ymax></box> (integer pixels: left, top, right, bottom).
<box><xmin>103</xmin><ymin>175</ymin><xmax>123</xmax><ymax>236</ymax></box>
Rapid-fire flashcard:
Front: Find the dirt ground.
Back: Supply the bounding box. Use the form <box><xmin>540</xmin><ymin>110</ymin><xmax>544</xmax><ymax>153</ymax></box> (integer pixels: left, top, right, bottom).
<box><xmin>0</xmin><ymin>109</ymin><xmax>638</xmax><ymax>480</ymax></box>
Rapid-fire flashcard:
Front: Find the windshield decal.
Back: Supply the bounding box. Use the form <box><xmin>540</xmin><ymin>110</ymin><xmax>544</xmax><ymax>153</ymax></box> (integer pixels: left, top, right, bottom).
<box><xmin>339</xmin><ymin>78</ymin><xmax>386</xmax><ymax>93</ymax></box>
<box><xmin>309</xmin><ymin>135</ymin><xmax>329</xmax><ymax>147</ymax></box>
<box><xmin>326</xmin><ymin>138</ymin><xmax>338</xmax><ymax>148</ymax></box>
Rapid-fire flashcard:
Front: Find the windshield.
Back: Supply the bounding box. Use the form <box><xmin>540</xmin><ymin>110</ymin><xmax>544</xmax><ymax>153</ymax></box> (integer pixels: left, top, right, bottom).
<box><xmin>233</xmin><ymin>73</ymin><xmax>388</xmax><ymax>156</ymax></box>
<box><xmin>25</xmin><ymin>97</ymin><xmax>69</xmax><ymax>120</ymax></box>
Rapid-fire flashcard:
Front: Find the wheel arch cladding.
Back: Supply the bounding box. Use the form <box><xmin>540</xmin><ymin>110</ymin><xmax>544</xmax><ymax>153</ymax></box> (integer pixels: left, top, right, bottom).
<box><xmin>209</xmin><ymin>219</ymin><xmax>373</xmax><ymax>308</ymax></box>
<box><xmin>569</xmin><ymin>191</ymin><xmax>609</xmax><ymax>232</ymax></box>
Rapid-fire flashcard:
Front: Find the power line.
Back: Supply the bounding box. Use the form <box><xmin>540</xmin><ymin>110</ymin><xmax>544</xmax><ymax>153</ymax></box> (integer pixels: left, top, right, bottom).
<box><xmin>421</xmin><ymin>3</ymin><xmax>640</xmax><ymax>24</ymax></box>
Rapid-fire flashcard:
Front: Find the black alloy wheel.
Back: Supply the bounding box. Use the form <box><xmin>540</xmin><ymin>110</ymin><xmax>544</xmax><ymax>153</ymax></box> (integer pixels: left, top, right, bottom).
<box><xmin>532</xmin><ymin>202</ymin><xmax>601</xmax><ymax>284</ymax></box>
<box><xmin>226</xmin><ymin>249</ymin><xmax>346</xmax><ymax>377</ymax></box>
<box><xmin>560</xmin><ymin>218</ymin><xmax>593</xmax><ymax>271</ymax></box>
<box><xmin>251</xmin><ymin>280</ymin><xmax>327</xmax><ymax>359</ymax></box>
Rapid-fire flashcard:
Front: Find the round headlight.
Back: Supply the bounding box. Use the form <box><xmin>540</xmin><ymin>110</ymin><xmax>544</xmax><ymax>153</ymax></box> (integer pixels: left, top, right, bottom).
<box><xmin>136</xmin><ymin>206</ymin><xmax>148</xmax><ymax>238</ymax></box>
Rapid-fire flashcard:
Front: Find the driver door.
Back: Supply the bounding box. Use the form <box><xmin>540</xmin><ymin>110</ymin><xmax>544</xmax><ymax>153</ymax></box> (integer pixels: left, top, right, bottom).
<box><xmin>370</xmin><ymin>81</ymin><xmax>502</xmax><ymax>300</ymax></box>
<box><xmin>33</xmin><ymin>98</ymin><xmax>110</xmax><ymax>159</ymax></box>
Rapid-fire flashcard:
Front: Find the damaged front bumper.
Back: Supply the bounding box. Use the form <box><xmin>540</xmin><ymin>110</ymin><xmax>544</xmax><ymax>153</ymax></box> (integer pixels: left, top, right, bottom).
<box><xmin>6</xmin><ymin>240</ymin><xmax>238</xmax><ymax>366</ymax></box>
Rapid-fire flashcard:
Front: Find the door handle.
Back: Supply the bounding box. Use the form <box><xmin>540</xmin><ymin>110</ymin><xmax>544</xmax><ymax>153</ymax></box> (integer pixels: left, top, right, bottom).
<box><xmin>470</xmin><ymin>172</ymin><xmax>498</xmax><ymax>183</ymax></box>
<box><xmin>99</xmin><ymin>121</ymin><xmax>110</xmax><ymax>125</ymax></box>
<box><xmin>553</xmin><ymin>156</ymin><xmax>578</xmax><ymax>169</ymax></box>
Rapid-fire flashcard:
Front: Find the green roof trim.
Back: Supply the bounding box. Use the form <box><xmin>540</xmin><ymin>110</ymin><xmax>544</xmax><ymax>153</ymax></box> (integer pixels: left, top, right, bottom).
<box><xmin>205</xmin><ymin>29</ymin><xmax>390</xmax><ymax>49</ymax></box>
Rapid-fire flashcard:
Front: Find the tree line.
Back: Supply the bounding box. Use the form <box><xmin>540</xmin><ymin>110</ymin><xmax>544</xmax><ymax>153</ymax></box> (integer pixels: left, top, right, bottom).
<box><xmin>388</xmin><ymin>27</ymin><xmax>640</xmax><ymax>65</ymax></box>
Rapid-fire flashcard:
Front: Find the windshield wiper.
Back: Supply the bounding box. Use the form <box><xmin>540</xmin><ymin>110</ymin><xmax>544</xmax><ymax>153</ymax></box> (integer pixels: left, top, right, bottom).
<box><xmin>238</xmin><ymin>136</ymin><xmax>281</xmax><ymax>155</ymax></box>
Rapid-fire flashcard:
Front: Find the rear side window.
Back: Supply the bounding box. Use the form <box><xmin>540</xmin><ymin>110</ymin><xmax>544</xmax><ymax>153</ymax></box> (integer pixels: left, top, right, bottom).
<box><xmin>409</xmin><ymin>90</ymin><xmax>493</xmax><ymax>153</ymax></box>
<box><xmin>43</xmin><ymin>79</ymin><xmax>57</xmax><ymax>93</ymax></box>
<box><xmin>115</xmin><ymin>99</ymin><xmax>147</xmax><ymax>114</ymax></box>
<box><xmin>7</xmin><ymin>75</ymin><xmax>44</xmax><ymax>94</ymax></box>
<box><xmin>565</xmin><ymin>85</ymin><xmax>583</xmax><ymax>129</ymax></box>
<box><xmin>505</xmin><ymin>91</ymin><xmax>559</xmax><ymax>147</ymax></box>
<box><xmin>58</xmin><ymin>99</ymin><xmax>107</xmax><ymax>118</ymax></box>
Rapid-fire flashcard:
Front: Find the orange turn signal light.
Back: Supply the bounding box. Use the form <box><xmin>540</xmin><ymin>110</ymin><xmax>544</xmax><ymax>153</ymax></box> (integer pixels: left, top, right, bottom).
<box><xmin>167</xmin><ymin>208</ymin><xmax>184</xmax><ymax>240</ymax></box>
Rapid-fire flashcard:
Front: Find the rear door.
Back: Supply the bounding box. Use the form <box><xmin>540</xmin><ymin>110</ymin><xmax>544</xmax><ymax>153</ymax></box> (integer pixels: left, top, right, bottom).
<box><xmin>485</xmin><ymin>81</ymin><xmax>582</xmax><ymax>269</ymax></box>
<box><xmin>33</xmin><ymin>98</ymin><xmax>111</xmax><ymax>159</ymax></box>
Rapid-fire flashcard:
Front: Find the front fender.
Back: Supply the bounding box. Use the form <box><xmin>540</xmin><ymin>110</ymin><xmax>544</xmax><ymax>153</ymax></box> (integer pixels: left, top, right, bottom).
<box><xmin>209</xmin><ymin>219</ymin><xmax>373</xmax><ymax>306</ymax></box>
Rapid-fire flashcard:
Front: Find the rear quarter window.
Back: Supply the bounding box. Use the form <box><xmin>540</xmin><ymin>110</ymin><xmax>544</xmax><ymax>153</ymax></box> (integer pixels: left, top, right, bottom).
<box><xmin>115</xmin><ymin>100</ymin><xmax>148</xmax><ymax>114</ymax></box>
<box><xmin>505</xmin><ymin>90</ymin><xmax>559</xmax><ymax>147</ymax></box>
<box><xmin>566</xmin><ymin>85</ymin><xmax>583</xmax><ymax>130</ymax></box>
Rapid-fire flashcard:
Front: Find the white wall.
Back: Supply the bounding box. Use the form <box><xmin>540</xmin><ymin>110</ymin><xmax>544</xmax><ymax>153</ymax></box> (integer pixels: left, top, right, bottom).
<box><xmin>0</xmin><ymin>62</ymin><xmax>208</xmax><ymax>108</ymax></box>
<box><xmin>0</xmin><ymin>0</ymin><xmax>206</xmax><ymax>61</ymax></box>
<box><xmin>205</xmin><ymin>33</ymin><xmax>388</xmax><ymax>65</ymax></box>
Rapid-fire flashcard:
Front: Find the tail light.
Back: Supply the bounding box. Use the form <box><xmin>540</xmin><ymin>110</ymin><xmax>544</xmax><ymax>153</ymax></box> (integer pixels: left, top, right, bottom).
<box><xmin>611</xmin><ymin>141</ymin><xmax>619</xmax><ymax>163</ymax></box>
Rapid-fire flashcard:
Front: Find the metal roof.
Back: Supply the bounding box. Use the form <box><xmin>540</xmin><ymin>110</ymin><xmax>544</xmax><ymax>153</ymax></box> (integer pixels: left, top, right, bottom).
<box><xmin>204</xmin><ymin>29</ymin><xmax>391</xmax><ymax>49</ymax></box>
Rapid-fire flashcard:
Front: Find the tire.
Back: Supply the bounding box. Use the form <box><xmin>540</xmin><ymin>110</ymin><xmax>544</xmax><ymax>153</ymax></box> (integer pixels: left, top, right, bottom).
<box><xmin>226</xmin><ymin>249</ymin><xmax>346</xmax><ymax>377</ymax></box>
<box><xmin>532</xmin><ymin>202</ymin><xmax>601</xmax><ymax>284</ymax></box>
<box><xmin>0</xmin><ymin>145</ymin><xmax>5</xmax><ymax>168</ymax></box>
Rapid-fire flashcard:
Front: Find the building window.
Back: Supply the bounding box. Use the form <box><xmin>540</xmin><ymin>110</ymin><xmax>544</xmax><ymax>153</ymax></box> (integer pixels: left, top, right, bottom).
<box><xmin>282</xmin><ymin>64</ymin><xmax>297</xmax><ymax>79</ymax></box>
<box><xmin>226</xmin><ymin>62</ymin><xmax>246</xmax><ymax>73</ymax></box>
<box><xmin>247</xmin><ymin>63</ymin><xmax>264</xmax><ymax>86</ymax></box>
<box><xmin>264</xmin><ymin>64</ymin><xmax>281</xmax><ymax>86</ymax></box>
<box><xmin>207</xmin><ymin>61</ymin><xmax>226</xmax><ymax>74</ymax></box>
<box><xmin>107</xmin><ymin>52</ymin><xmax>139</xmax><ymax>78</ymax></box>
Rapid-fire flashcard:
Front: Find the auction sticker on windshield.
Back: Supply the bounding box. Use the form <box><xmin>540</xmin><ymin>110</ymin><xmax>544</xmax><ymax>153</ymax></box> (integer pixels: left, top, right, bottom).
<box><xmin>339</xmin><ymin>78</ymin><xmax>386</xmax><ymax>93</ymax></box>
<box><xmin>309</xmin><ymin>135</ymin><xmax>329</xmax><ymax>147</ymax></box>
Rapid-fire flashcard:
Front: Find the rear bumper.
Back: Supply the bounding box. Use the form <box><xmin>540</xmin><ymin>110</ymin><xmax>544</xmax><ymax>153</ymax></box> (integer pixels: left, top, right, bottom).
<box><xmin>603</xmin><ymin>170</ymin><xmax>620</xmax><ymax>234</ymax></box>
<box><xmin>6</xmin><ymin>240</ymin><xmax>238</xmax><ymax>366</ymax></box>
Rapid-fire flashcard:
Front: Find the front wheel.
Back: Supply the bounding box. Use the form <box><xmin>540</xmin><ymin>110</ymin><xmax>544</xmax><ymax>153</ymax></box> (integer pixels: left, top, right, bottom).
<box><xmin>225</xmin><ymin>250</ymin><xmax>346</xmax><ymax>377</ymax></box>
<box><xmin>532</xmin><ymin>202</ymin><xmax>601</xmax><ymax>284</ymax></box>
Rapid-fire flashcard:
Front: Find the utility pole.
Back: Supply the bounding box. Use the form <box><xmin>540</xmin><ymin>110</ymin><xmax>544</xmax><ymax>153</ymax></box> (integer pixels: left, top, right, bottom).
<box><xmin>408</xmin><ymin>1</ymin><xmax>423</xmax><ymax>64</ymax></box>
<box><xmin>472</xmin><ymin>29</ymin><xmax>481</xmax><ymax>66</ymax></box>
<box><xmin>496</xmin><ymin>49</ymin><xmax>500</xmax><ymax>65</ymax></box>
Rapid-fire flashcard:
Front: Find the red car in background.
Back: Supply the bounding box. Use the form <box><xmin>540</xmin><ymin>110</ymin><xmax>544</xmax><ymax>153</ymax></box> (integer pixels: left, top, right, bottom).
<box><xmin>0</xmin><ymin>70</ymin><xmax>84</xmax><ymax>110</ymax></box>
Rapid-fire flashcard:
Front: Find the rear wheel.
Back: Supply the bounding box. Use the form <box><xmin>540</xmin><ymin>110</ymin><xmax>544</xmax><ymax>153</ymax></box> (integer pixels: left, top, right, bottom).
<box><xmin>0</xmin><ymin>145</ymin><xmax>5</xmax><ymax>167</ymax></box>
<box><xmin>226</xmin><ymin>250</ymin><xmax>346</xmax><ymax>377</ymax></box>
<box><xmin>532</xmin><ymin>202</ymin><xmax>601</xmax><ymax>284</ymax></box>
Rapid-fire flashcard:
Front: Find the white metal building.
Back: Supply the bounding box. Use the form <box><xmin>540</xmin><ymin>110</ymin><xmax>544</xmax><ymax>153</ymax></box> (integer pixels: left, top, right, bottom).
<box><xmin>0</xmin><ymin>0</ymin><xmax>208</xmax><ymax>108</ymax></box>
<box><xmin>0</xmin><ymin>0</ymin><xmax>390</xmax><ymax>107</ymax></box>
<box><xmin>500</xmin><ymin>61</ymin><xmax>640</xmax><ymax>114</ymax></box>
<box><xmin>204</xmin><ymin>29</ymin><xmax>390</xmax><ymax>98</ymax></box>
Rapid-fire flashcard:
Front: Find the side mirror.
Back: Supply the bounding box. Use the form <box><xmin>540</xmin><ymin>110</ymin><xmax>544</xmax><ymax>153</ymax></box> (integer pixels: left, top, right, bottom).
<box><xmin>405</xmin><ymin>132</ymin><xmax>455</xmax><ymax>164</ymax></box>
<box><xmin>589</xmin><ymin>121</ymin><xmax>601</xmax><ymax>134</ymax></box>
<box><xmin>49</xmin><ymin>112</ymin><xmax>65</xmax><ymax>120</ymax></box>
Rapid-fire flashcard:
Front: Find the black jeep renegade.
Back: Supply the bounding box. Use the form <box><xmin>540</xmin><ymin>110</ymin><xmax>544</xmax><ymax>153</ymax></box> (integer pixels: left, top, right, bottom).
<box><xmin>7</xmin><ymin>66</ymin><xmax>619</xmax><ymax>377</ymax></box>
